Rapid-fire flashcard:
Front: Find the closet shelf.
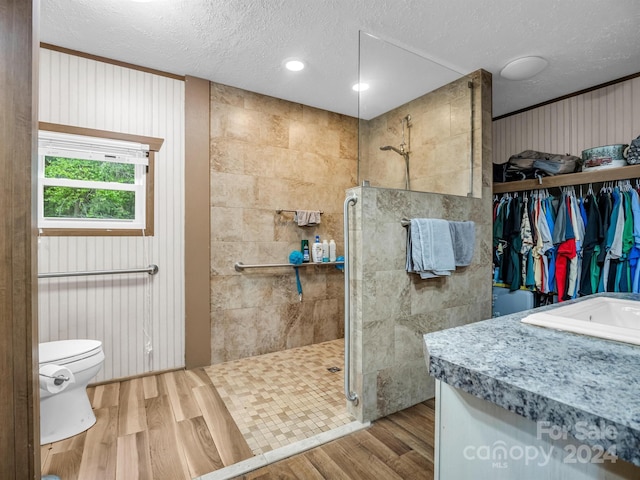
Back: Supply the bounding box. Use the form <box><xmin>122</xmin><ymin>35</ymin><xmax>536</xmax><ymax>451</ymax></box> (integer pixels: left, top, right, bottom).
<box><xmin>493</xmin><ymin>165</ymin><xmax>640</xmax><ymax>194</ymax></box>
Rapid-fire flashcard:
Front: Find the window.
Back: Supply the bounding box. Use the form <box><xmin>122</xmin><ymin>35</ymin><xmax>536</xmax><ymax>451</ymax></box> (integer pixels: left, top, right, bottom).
<box><xmin>37</xmin><ymin>123</ymin><xmax>163</xmax><ymax>236</ymax></box>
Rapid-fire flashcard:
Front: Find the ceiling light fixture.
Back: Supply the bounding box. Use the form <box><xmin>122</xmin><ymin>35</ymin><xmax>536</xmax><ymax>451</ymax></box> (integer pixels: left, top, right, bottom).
<box><xmin>284</xmin><ymin>59</ymin><xmax>305</xmax><ymax>72</ymax></box>
<box><xmin>352</xmin><ymin>82</ymin><xmax>369</xmax><ymax>92</ymax></box>
<box><xmin>500</xmin><ymin>56</ymin><xmax>548</xmax><ymax>81</ymax></box>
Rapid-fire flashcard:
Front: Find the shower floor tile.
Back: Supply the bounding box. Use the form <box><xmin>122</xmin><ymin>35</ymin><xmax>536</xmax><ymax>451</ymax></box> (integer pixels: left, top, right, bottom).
<box><xmin>203</xmin><ymin>339</ymin><xmax>352</xmax><ymax>455</ymax></box>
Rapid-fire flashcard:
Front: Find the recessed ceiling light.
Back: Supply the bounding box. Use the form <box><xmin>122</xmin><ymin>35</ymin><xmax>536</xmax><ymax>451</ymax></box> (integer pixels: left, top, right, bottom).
<box><xmin>352</xmin><ymin>82</ymin><xmax>369</xmax><ymax>92</ymax></box>
<box><xmin>500</xmin><ymin>56</ymin><xmax>548</xmax><ymax>81</ymax></box>
<box><xmin>284</xmin><ymin>59</ymin><xmax>305</xmax><ymax>72</ymax></box>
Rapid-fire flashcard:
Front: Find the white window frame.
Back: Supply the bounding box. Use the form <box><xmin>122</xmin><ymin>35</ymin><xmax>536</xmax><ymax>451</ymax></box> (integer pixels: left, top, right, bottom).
<box><xmin>38</xmin><ymin>131</ymin><xmax>150</xmax><ymax>231</ymax></box>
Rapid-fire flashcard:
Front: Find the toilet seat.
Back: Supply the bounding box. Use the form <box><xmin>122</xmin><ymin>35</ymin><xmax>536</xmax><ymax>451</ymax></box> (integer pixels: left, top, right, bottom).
<box><xmin>40</xmin><ymin>339</ymin><xmax>103</xmax><ymax>366</ymax></box>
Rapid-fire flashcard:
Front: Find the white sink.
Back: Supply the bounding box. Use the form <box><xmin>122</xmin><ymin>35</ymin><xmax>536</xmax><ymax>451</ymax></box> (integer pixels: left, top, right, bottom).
<box><xmin>521</xmin><ymin>297</ymin><xmax>640</xmax><ymax>345</ymax></box>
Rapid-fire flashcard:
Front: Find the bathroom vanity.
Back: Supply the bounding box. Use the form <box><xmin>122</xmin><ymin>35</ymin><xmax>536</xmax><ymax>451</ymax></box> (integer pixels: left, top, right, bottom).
<box><xmin>424</xmin><ymin>293</ymin><xmax>640</xmax><ymax>479</ymax></box>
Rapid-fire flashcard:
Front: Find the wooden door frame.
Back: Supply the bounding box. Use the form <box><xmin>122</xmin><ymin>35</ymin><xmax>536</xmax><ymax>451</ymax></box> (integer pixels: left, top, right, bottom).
<box><xmin>184</xmin><ymin>75</ymin><xmax>212</xmax><ymax>369</ymax></box>
<box><xmin>0</xmin><ymin>1</ymin><xmax>40</xmax><ymax>478</ymax></box>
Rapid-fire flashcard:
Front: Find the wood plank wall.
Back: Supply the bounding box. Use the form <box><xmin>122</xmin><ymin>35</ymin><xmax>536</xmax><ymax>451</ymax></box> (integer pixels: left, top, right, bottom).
<box><xmin>0</xmin><ymin>1</ymin><xmax>40</xmax><ymax>478</ymax></box>
<box><xmin>493</xmin><ymin>76</ymin><xmax>640</xmax><ymax>163</ymax></box>
<box><xmin>37</xmin><ymin>48</ymin><xmax>186</xmax><ymax>382</ymax></box>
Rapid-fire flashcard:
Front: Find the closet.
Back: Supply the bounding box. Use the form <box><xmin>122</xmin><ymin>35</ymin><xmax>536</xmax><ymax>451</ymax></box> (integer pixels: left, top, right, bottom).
<box><xmin>492</xmin><ymin>164</ymin><xmax>640</xmax><ymax>309</ymax></box>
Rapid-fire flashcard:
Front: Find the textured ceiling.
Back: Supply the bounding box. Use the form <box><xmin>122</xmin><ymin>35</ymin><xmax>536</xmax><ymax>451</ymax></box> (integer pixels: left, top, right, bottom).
<box><xmin>40</xmin><ymin>0</ymin><xmax>640</xmax><ymax>118</ymax></box>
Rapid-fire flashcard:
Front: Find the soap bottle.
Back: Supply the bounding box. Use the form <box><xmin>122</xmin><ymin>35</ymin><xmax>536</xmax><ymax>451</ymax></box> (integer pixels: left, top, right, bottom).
<box><xmin>322</xmin><ymin>239</ymin><xmax>329</xmax><ymax>262</ymax></box>
<box><xmin>301</xmin><ymin>240</ymin><xmax>310</xmax><ymax>263</ymax></box>
<box><xmin>312</xmin><ymin>235</ymin><xmax>323</xmax><ymax>263</ymax></box>
<box><xmin>329</xmin><ymin>239</ymin><xmax>336</xmax><ymax>262</ymax></box>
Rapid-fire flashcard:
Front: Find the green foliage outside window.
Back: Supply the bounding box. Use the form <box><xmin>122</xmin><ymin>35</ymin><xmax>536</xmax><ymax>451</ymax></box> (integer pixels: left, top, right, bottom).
<box><xmin>43</xmin><ymin>156</ymin><xmax>136</xmax><ymax>219</ymax></box>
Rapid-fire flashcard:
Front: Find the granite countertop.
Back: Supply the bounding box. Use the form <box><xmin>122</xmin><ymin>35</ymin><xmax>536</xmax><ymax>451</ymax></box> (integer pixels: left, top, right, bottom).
<box><xmin>424</xmin><ymin>292</ymin><xmax>640</xmax><ymax>467</ymax></box>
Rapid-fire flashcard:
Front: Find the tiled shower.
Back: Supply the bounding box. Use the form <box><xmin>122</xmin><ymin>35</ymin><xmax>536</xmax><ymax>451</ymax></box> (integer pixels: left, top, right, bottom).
<box><xmin>209</xmin><ymin>83</ymin><xmax>357</xmax><ymax>364</ymax></box>
<box><xmin>348</xmin><ymin>69</ymin><xmax>494</xmax><ymax>422</ymax></box>
<box><xmin>209</xmin><ymin>67</ymin><xmax>493</xmax><ymax>423</ymax></box>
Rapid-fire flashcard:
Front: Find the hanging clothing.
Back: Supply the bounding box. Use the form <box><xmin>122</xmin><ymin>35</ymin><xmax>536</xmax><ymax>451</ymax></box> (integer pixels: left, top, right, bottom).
<box><xmin>520</xmin><ymin>197</ymin><xmax>534</xmax><ymax>286</ymax></box>
<box><xmin>544</xmin><ymin>197</ymin><xmax>557</xmax><ymax>293</ymax></box>
<box><xmin>630</xmin><ymin>189</ymin><xmax>640</xmax><ymax>292</ymax></box>
<box><xmin>579</xmin><ymin>193</ymin><xmax>602</xmax><ymax>296</ymax></box>
<box><xmin>554</xmin><ymin>193</ymin><xmax>577</xmax><ymax>301</ymax></box>
<box><xmin>492</xmin><ymin>180</ymin><xmax>640</xmax><ymax>300</ymax></box>
<box><xmin>532</xmin><ymin>195</ymin><xmax>545</xmax><ymax>292</ymax></box>
<box><xmin>567</xmin><ymin>193</ymin><xmax>584</xmax><ymax>298</ymax></box>
<box><xmin>493</xmin><ymin>197</ymin><xmax>508</xmax><ymax>282</ymax></box>
<box><xmin>600</xmin><ymin>189</ymin><xmax>624</xmax><ymax>292</ymax></box>
<box><xmin>616</xmin><ymin>191</ymin><xmax>634</xmax><ymax>292</ymax></box>
<box><xmin>504</xmin><ymin>196</ymin><xmax>523</xmax><ymax>291</ymax></box>
<box><xmin>596</xmin><ymin>190</ymin><xmax>612</xmax><ymax>266</ymax></box>
<box><xmin>556</xmin><ymin>239</ymin><xmax>577</xmax><ymax>301</ymax></box>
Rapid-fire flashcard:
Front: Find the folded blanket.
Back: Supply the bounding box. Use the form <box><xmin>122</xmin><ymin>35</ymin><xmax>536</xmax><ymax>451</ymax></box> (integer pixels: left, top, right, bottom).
<box><xmin>406</xmin><ymin>219</ymin><xmax>455</xmax><ymax>278</ymax></box>
<box><xmin>294</xmin><ymin>210</ymin><xmax>321</xmax><ymax>227</ymax></box>
<box><xmin>448</xmin><ymin>221</ymin><xmax>476</xmax><ymax>266</ymax></box>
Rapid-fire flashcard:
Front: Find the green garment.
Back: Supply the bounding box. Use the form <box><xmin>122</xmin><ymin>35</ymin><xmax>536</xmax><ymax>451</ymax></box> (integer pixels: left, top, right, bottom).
<box><xmin>622</xmin><ymin>191</ymin><xmax>634</xmax><ymax>256</ymax></box>
<box><xmin>591</xmin><ymin>244</ymin><xmax>601</xmax><ymax>294</ymax></box>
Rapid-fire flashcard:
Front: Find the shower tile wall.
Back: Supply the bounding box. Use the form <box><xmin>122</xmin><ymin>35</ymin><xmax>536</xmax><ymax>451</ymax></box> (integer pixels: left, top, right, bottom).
<box><xmin>360</xmin><ymin>72</ymin><xmax>482</xmax><ymax>198</ymax></box>
<box><xmin>349</xmin><ymin>70</ymin><xmax>494</xmax><ymax>422</ymax></box>
<box><xmin>209</xmin><ymin>83</ymin><xmax>358</xmax><ymax>364</ymax></box>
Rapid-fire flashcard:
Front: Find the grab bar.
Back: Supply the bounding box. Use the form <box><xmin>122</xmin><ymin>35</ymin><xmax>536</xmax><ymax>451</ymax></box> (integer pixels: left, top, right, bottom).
<box><xmin>235</xmin><ymin>261</ymin><xmax>343</xmax><ymax>271</ymax></box>
<box><xmin>38</xmin><ymin>264</ymin><xmax>159</xmax><ymax>279</ymax></box>
<box><xmin>467</xmin><ymin>79</ymin><xmax>474</xmax><ymax>197</ymax></box>
<box><xmin>343</xmin><ymin>192</ymin><xmax>358</xmax><ymax>405</ymax></box>
<box><xmin>276</xmin><ymin>209</ymin><xmax>324</xmax><ymax>215</ymax></box>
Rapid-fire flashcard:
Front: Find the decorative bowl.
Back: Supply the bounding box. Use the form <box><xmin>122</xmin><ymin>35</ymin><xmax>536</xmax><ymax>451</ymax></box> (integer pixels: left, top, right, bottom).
<box><xmin>582</xmin><ymin>144</ymin><xmax>628</xmax><ymax>170</ymax></box>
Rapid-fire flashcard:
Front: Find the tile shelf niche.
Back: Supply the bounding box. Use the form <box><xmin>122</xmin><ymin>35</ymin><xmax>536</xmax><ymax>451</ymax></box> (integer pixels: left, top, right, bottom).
<box><xmin>493</xmin><ymin>164</ymin><xmax>640</xmax><ymax>194</ymax></box>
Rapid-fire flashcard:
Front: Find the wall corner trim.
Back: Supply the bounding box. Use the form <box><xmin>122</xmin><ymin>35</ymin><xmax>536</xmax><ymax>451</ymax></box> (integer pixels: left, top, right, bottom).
<box><xmin>185</xmin><ymin>76</ymin><xmax>212</xmax><ymax>369</ymax></box>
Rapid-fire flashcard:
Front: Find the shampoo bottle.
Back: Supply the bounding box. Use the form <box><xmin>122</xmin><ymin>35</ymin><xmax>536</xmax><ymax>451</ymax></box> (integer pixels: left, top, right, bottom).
<box><xmin>322</xmin><ymin>239</ymin><xmax>329</xmax><ymax>262</ymax></box>
<box><xmin>301</xmin><ymin>240</ymin><xmax>310</xmax><ymax>263</ymax></box>
<box><xmin>312</xmin><ymin>235</ymin><xmax>323</xmax><ymax>263</ymax></box>
<box><xmin>329</xmin><ymin>239</ymin><xmax>336</xmax><ymax>262</ymax></box>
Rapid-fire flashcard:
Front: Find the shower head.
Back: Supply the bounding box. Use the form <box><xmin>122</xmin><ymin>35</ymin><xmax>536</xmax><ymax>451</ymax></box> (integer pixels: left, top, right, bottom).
<box><xmin>380</xmin><ymin>145</ymin><xmax>404</xmax><ymax>156</ymax></box>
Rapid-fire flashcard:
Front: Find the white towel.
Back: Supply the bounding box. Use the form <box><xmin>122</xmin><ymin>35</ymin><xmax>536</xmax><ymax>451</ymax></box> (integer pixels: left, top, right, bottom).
<box><xmin>294</xmin><ymin>210</ymin><xmax>321</xmax><ymax>227</ymax></box>
<box><xmin>406</xmin><ymin>219</ymin><xmax>455</xmax><ymax>278</ymax></box>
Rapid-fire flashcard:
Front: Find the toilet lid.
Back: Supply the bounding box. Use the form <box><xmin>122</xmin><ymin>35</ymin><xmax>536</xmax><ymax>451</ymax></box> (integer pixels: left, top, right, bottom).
<box><xmin>40</xmin><ymin>339</ymin><xmax>103</xmax><ymax>365</ymax></box>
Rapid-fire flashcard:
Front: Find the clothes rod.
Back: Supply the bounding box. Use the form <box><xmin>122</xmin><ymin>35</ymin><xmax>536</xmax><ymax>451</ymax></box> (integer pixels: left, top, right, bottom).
<box><xmin>235</xmin><ymin>261</ymin><xmax>343</xmax><ymax>271</ymax></box>
<box><xmin>38</xmin><ymin>264</ymin><xmax>159</xmax><ymax>279</ymax></box>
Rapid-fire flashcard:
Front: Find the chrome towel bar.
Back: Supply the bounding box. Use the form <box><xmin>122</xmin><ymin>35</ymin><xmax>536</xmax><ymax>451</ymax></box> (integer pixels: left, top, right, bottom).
<box><xmin>38</xmin><ymin>264</ymin><xmax>159</xmax><ymax>279</ymax></box>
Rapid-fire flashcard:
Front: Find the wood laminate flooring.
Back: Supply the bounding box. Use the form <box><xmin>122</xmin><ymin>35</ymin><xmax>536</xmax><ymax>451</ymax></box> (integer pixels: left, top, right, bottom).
<box><xmin>234</xmin><ymin>399</ymin><xmax>436</xmax><ymax>480</ymax></box>
<box><xmin>41</xmin><ymin>368</ymin><xmax>253</xmax><ymax>480</ymax></box>
<box><xmin>41</xmin><ymin>368</ymin><xmax>435</xmax><ymax>480</ymax></box>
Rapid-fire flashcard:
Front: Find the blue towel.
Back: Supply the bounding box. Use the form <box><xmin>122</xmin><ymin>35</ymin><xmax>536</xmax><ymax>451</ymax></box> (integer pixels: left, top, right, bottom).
<box><xmin>448</xmin><ymin>221</ymin><xmax>476</xmax><ymax>266</ymax></box>
<box><xmin>406</xmin><ymin>219</ymin><xmax>455</xmax><ymax>278</ymax></box>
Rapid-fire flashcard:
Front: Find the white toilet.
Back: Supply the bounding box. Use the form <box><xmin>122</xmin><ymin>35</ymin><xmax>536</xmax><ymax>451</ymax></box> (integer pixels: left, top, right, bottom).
<box><xmin>39</xmin><ymin>339</ymin><xmax>105</xmax><ymax>445</ymax></box>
